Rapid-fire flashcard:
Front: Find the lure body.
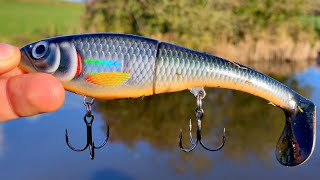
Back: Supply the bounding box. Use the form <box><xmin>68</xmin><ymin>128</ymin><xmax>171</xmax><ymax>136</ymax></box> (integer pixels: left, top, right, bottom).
<box><xmin>19</xmin><ymin>33</ymin><xmax>306</xmax><ymax>109</ymax></box>
<box><xmin>20</xmin><ymin>33</ymin><xmax>316</xmax><ymax>166</ymax></box>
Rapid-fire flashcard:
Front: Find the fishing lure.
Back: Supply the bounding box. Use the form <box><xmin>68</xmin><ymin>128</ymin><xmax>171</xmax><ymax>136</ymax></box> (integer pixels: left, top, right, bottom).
<box><xmin>20</xmin><ymin>33</ymin><xmax>315</xmax><ymax>166</ymax></box>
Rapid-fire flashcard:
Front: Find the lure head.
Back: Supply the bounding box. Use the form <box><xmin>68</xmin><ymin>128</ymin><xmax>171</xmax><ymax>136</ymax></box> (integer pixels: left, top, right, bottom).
<box><xmin>20</xmin><ymin>38</ymin><xmax>78</xmax><ymax>81</ymax></box>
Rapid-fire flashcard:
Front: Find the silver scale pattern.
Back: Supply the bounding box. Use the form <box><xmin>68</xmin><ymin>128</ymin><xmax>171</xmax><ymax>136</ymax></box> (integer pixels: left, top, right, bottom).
<box><xmin>72</xmin><ymin>34</ymin><xmax>159</xmax><ymax>88</ymax></box>
<box><xmin>156</xmin><ymin>42</ymin><xmax>294</xmax><ymax>110</ymax></box>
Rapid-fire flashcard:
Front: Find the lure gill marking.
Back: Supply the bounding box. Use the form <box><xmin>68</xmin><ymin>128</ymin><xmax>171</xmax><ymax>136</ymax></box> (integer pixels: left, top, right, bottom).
<box><xmin>75</xmin><ymin>52</ymin><xmax>83</xmax><ymax>77</ymax></box>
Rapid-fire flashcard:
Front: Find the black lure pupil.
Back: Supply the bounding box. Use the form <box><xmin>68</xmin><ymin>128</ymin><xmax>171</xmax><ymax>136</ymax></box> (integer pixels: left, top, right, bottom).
<box><xmin>35</xmin><ymin>44</ymin><xmax>46</xmax><ymax>55</ymax></box>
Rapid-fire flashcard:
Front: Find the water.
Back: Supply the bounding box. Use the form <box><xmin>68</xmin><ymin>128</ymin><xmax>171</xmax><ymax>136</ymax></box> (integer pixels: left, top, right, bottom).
<box><xmin>1</xmin><ymin>63</ymin><xmax>320</xmax><ymax>180</ymax></box>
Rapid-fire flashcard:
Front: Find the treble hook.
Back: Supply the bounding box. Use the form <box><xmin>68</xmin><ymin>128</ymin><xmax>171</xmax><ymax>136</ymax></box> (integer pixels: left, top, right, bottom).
<box><xmin>65</xmin><ymin>97</ymin><xmax>109</xmax><ymax>160</ymax></box>
<box><xmin>179</xmin><ymin>88</ymin><xmax>226</xmax><ymax>152</ymax></box>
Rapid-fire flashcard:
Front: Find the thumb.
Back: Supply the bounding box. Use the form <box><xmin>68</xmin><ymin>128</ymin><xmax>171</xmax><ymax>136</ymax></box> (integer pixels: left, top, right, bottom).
<box><xmin>0</xmin><ymin>43</ymin><xmax>20</xmax><ymax>75</ymax></box>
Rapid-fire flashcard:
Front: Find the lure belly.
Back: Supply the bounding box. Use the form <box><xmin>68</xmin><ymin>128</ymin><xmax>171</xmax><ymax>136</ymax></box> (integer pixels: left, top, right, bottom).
<box><xmin>20</xmin><ymin>33</ymin><xmax>316</xmax><ymax>166</ymax></box>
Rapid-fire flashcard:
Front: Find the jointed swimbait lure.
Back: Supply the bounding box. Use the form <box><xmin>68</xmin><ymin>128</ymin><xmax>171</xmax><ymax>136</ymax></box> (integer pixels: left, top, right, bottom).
<box><xmin>20</xmin><ymin>33</ymin><xmax>316</xmax><ymax>166</ymax></box>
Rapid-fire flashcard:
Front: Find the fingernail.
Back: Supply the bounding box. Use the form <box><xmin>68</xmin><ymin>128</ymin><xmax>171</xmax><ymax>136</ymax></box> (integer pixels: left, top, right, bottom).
<box><xmin>0</xmin><ymin>43</ymin><xmax>15</xmax><ymax>60</ymax></box>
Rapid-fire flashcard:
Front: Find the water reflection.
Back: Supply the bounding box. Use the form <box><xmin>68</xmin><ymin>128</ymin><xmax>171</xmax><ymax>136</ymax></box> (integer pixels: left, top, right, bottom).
<box><xmin>0</xmin><ymin>125</ymin><xmax>4</xmax><ymax>157</ymax></box>
<box><xmin>245</xmin><ymin>60</ymin><xmax>314</xmax><ymax>76</ymax></box>
<box><xmin>317</xmin><ymin>52</ymin><xmax>320</xmax><ymax>66</ymax></box>
<box><xmin>95</xmin><ymin>75</ymin><xmax>307</xmax><ymax>171</ymax></box>
<box><xmin>92</xmin><ymin>168</ymin><xmax>135</xmax><ymax>180</ymax></box>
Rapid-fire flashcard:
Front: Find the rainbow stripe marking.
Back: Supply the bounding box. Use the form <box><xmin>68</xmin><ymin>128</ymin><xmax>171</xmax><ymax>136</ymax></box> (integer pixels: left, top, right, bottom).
<box><xmin>85</xmin><ymin>72</ymin><xmax>131</xmax><ymax>86</ymax></box>
<box><xmin>83</xmin><ymin>59</ymin><xmax>129</xmax><ymax>86</ymax></box>
<box><xmin>84</xmin><ymin>59</ymin><xmax>121</xmax><ymax>67</ymax></box>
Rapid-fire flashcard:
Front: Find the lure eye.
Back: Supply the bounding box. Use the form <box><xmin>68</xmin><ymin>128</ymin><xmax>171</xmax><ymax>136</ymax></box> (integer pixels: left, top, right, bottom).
<box><xmin>31</xmin><ymin>41</ymin><xmax>49</xmax><ymax>60</ymax></box>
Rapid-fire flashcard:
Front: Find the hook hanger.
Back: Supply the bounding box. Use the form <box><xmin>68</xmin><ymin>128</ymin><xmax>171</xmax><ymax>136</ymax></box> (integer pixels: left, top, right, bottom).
<box><xmin>179</xmin><ymin>87</ymin><xmax>226</xmax><ymax>152</ymax></box>
<box><xmin>65</xmin><ymin>96</ymin><xmax>109</xmax><ymax>160</ymax></box>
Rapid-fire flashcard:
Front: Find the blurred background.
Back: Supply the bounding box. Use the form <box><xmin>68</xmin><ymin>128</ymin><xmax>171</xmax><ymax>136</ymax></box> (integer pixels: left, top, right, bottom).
<box><xmin>0</xmin><ymin>0</ymin><xmax>320</xmax><ymax>179</ymax></box>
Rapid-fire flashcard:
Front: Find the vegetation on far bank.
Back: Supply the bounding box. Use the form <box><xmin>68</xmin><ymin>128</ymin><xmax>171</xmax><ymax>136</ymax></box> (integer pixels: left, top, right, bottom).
<box><xmin>85</xmin><ymin>0</ymin><xmax>316</xmax><ymax>42</ymax></box>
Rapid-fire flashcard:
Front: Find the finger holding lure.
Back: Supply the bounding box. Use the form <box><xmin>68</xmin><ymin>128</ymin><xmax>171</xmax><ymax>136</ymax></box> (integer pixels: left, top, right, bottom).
<box><xmin>20</xmin><ymin>33</ymin><xmax>316</xmax><ymax>166</ymax></box>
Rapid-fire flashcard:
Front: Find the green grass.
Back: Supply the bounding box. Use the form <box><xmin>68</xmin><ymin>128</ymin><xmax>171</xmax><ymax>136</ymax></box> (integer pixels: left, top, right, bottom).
<box><xmin>0</xmin><ymin>0</ymin><xmax>84</xmax><ymax>45</ymax></box>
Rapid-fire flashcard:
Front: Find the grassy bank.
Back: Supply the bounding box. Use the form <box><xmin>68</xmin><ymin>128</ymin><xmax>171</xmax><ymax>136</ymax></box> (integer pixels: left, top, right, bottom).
<box><xmin>0</xmin><ymin>0</ymin><xmax>84</xmax><ymax>46</ymax></box>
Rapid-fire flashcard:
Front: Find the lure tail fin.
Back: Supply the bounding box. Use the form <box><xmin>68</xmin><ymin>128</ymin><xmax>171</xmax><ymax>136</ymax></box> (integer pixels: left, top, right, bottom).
<box><xmin>276</xmin><ymin>97</ymin><xmax>316</xmax><ymax>166</ymax></box>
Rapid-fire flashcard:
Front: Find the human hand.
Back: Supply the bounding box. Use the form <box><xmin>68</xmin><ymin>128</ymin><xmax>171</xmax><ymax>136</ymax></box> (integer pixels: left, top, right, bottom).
<box><xmin>0</xmin><ymin>43</ymin><xmax>65</xmax><ymax>122</ymax></box>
